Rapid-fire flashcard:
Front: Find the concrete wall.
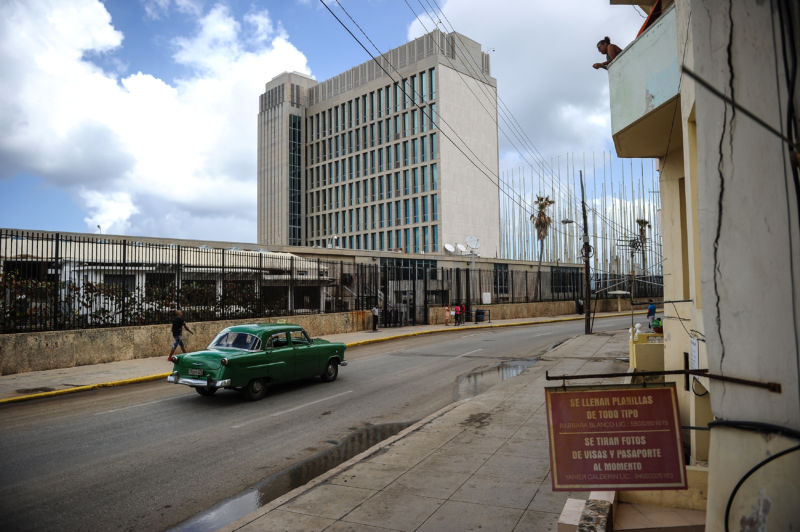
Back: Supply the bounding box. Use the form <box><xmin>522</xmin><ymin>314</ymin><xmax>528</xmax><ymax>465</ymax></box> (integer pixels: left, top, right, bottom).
<box><xmin>679</xmin><ymin>2</ymin><xmax>800</xmax><ymax>529</ymax></box>
<box><xmin>426</xmin><ymin>298</ymin><xmax>638</xmax><ymax>324</ymax></box>
<box><xmin>0</xmin><ymin>311</ymin><xmax>370</xmax><ymax>376</ymax></box>
<box><xmin>439</xmin><ymin>61</ymin><xmax>500</xmax><ymax>257</ymax></box>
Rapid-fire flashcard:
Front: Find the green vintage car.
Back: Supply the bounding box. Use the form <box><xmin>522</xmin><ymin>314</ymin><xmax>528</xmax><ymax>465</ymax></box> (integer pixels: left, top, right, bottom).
<box><xmin>166</xmin><ymin>323</ymin><xmax>347</xmax><ymax>400</ymax></box>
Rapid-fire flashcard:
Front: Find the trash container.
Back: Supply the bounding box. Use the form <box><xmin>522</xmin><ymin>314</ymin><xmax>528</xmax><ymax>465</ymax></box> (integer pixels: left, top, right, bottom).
<box><xmin>475</xmin><ymin>309</ymin><xmax>486</xmax><ymax>322</ymax></box>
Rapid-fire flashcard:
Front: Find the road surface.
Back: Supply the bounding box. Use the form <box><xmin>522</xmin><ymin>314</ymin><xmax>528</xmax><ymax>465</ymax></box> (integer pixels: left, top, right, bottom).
<box><xmin>0</xmin><ymin>317</ymin><xmax>631</xmax><ymax>531</ymax></box>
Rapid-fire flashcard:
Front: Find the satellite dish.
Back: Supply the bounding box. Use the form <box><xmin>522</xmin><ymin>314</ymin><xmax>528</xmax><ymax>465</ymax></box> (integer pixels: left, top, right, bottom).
<box><xmin>465</xmin><ymin>235</ymin><xmax>480</xmax><ymax>249</ymax></box>
<box><xmin>456</xmin><ymin>243</ymin><xmax>467</xmax><ymax>253</ymax></box>
<box><xmin>444</xmin><ymin>243</ymin><xmax>455</xmax><ymax>253</ymax></box>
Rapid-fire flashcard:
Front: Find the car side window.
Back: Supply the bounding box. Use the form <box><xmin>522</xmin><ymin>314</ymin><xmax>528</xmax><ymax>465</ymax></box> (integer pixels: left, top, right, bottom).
<box><xmin>290</xmin><ymin>330</ymin><xmax>311</xmax><ymax>346</ymax></box>
<box><xmin>268</xmin><ymin>332</ymin><xmax>290</xmax><ymax>349</ymax></box>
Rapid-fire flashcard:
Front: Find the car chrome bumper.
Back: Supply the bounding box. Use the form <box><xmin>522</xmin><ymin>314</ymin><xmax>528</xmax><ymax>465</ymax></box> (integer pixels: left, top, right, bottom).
<box><xmin>166</xmin><ymin>374</ymin><xmax>231</xmax><ymax>388</ymax></box>
<box><xmin>339</xmin><ymin>360</ymin><xmax>348</xmax><ymax>366</ymax></box>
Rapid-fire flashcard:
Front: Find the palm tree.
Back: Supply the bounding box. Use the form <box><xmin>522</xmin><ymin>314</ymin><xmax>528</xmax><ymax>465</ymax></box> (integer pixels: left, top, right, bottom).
<box><xmin>636</xmin><ymin>218</ymin><xmax>650</xmax><ymax>273</ymax></box>
<box><xmin>531</xmin><ymin>196</ymin><xmax>555</xmax><ymax>301</ymax></box>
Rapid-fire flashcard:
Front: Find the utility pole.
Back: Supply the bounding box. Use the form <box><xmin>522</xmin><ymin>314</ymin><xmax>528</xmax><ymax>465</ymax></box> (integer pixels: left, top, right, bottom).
<box><xmin>580</xmin><ymin>171</ymin><xmax>592</xmax><ymax>335</ymax></box>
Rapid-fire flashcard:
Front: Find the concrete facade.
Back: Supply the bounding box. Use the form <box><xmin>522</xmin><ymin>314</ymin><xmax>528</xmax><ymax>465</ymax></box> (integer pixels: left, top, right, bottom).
<box><xmin>608</xmin><ymin>1</ymin><xmax>800</xmax><ymax>529</ymax></box>
<box><xmin>257</xmin><ymin>30</ymin><xmax>500</xmax><ymax>257</ymax></box>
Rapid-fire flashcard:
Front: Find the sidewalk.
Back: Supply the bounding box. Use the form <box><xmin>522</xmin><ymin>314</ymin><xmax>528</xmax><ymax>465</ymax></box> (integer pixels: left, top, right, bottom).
<box><xmin>0</xmin><ymin>311</ymin><xmax>641</xmax><ymax>404</ymax></box>
<box><xmin>219</xmin><ymin>330</ymin><xmax>632</xmax><ymax>532</ymax></box>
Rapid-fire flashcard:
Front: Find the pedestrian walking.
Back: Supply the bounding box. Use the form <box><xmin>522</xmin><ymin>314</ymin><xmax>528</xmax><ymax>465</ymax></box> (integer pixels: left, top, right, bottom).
<box><xmin>371</xmin><ymin>305</ymin><xmax>379</xmax><ymax>331</ymax></box>
<box><xmin>647</xmin><ymin>299</ymin><xmax>657</xmax><ymax>328</ymax></box>
<box><xmin>444</xmin><ymin>304</ymin><xmax>451</xmax><ymax>325</ymax></box>
<box><xmin>454</xmin><ymin>304</ymin><xmax>460</xmax><ymax>326</ymax></box>
<box><xmin>169</xmin><ymin>310</ymin><xmax>194</xmax><ymax>358</ymax></box>
<box><xmin>460</xmin><ymin>303</ymin><xmax>466</xmax><ymax>325</ymax></box>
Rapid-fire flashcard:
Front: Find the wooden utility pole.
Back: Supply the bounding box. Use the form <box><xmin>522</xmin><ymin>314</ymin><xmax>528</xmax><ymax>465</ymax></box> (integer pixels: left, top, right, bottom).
<box><xmin>580</xmin><ymin>171</ymin><xmax>592</xmax><ymax>335</ymax></box>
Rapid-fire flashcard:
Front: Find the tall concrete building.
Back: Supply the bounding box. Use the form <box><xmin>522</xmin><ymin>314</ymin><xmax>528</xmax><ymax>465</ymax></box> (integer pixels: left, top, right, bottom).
<box><xmin>257</xmin><ymin>30</ymin><xmax>500</xmax><ymax>257</ymax></box>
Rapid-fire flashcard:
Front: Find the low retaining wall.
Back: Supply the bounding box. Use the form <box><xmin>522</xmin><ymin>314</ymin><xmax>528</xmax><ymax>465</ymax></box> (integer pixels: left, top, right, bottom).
<box><xmin>0</xmin><ymin>311</ymin><xmax>370</xmax><ymax>376</ymax></box>
<box><xmin>426</xmin><ymin>298</ymin><xmax>638</xmax><ymax>324</ymax></box>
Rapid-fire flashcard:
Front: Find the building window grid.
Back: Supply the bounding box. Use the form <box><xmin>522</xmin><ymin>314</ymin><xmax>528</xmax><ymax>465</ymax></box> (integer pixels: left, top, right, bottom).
<box><xmin>299</xmin><ymin>68</ymin><xmax>440</xmax><ymax>243</ymax></box>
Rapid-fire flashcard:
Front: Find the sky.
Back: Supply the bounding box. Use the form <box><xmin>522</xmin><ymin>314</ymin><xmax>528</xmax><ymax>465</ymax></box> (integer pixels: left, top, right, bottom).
<box><xmin>0</xmin><ymin>0</ymin><xmax>647</xmax><ymax>242</ymax></box>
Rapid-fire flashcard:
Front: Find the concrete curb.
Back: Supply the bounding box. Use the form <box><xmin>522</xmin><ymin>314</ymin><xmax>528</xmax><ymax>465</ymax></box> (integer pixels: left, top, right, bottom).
<box><xmin>345</xmin><ymin>310</ymin><xmax>646</xmax><ymax>347</ymax></box>
<box><xmin>1</xmin><ymin>311</ymin><xmax>644</xmax><ymax>404</ymax></box>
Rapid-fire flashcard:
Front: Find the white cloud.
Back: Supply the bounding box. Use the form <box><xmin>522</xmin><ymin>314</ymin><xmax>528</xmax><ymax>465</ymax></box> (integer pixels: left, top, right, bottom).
<box><xmin>142</xmin><ymin>0</ymin><xmax>203</xmax><ymax>20</ymax></box>
<box><xmin>407</xmin><ymin>0</ymin><xmax>643</xmax><ymax>164</ymax></box>
<box><xmin>0</xmin><ymin>0</ymin><xmax>312</xmax><ymax>239</ymax></box>
<box><xmin>81</xmin><ymin>190</ymin><xmax>139</xmax><ymax>233</ymax></box>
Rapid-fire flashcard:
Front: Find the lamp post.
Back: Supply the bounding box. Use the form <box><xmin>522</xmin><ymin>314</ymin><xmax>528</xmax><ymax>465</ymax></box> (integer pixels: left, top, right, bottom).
<box><xmin>579</xmin><ymin>171</ymin><xmax>591</xmax><ymax>335</ymax></box>
<box><xmin>562</xmin><ymin>172</ymin><xmax>592</xmax><ymax>335</ymax></box>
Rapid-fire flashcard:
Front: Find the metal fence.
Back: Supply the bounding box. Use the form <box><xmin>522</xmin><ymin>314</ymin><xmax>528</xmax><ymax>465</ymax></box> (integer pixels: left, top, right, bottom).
<box><xmin>0</xmin><ymin>230</ymin><xmax>662</xmax><ymax>333</ymax></box>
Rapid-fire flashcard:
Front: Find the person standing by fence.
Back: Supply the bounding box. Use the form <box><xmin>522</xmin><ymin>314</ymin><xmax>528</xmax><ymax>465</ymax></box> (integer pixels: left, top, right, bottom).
<box><xmin>454</xmin><ymin>304</ymin><xmax>460</xmax><ymax>326</ymax></box>
<box><xmin>444</xmin><ymin>304</ymin><xmax>451</xmax><ymax>325</ymax></box>
<box><xmin>169</xmin><ymin>310</ymin><xmax>194</xmax><ymax>358</ymax></box>
<box><xmin>371</xmin><ymin>305</ymin><xmax>379</xmax><ymax>332</ymax></box>
<box><xmin>647</xmin><ymin>299</ymin><xmax>657</xmax><ymax>328</ymax></box>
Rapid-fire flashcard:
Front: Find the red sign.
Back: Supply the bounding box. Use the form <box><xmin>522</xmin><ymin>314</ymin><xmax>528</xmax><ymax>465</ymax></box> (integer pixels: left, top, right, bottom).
<box><xmin>545</xmin><ymin>383</ymin><xmax>686</xmax><ymax>491</ymax></box>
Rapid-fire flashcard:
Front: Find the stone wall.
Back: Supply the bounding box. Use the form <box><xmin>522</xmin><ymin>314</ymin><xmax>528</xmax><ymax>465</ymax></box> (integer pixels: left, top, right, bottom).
<box><xmin>0</xmin><ymin>298</ymin><xmax>650</xmax><ymax>375</ymax></box>
<box><xmin>427</xmin><ymin>298</ymin><xmax>639</xmax><ymax>324</ymax></box>
<box><xmin>0</xmin><ymin>311</ymin><xmax>370</xmax><ymax>376</ymax></box>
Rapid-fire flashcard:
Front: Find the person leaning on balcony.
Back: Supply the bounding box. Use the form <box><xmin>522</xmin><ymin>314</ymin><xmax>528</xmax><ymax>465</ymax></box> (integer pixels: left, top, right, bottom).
<box><xmin>593</xmin><ymin>36</ymin><xmax>622</xmax><ymax>70</ymax></box>
<box><xmin>169</xmin><ymin>309</ymin><xmax>194</xmax><ymax>357</ymax></box>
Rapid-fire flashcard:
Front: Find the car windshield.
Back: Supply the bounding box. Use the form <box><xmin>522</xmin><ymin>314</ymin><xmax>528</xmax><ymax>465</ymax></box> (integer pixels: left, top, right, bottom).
<box><xmin>209</xmin><ymin>332</ymin><xmax>261</xmax><ymax>351</ymax></box>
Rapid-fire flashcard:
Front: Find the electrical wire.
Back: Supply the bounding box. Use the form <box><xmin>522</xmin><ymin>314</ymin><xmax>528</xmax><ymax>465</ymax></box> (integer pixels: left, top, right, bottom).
<box><xmin>774</xmin><ymin>0</ymin><xmax>800</xmax><ymax>418</ymax></box>
<box><xmin>325</xmin><ymin>0</ymin><xmax>663</xmax><ymax>275</ymax></box>
<box><xmin>327</xmin><ymin>0</ymin><xmax>613</xmax><ymax>259</ymax></box>
<box><xmin>320</xmin><ymin>0</ymin><xmax>519</xmax><ymax>214</ymax></box>
<box><xmin>723</xmin><ymin>443</ymin><xmax>800</xmax><ymax>532</ymax></box>
<box><xmin>413</xmin><ymin>0</ymin><xmax>644</xmax><ymax>243</ymax></box>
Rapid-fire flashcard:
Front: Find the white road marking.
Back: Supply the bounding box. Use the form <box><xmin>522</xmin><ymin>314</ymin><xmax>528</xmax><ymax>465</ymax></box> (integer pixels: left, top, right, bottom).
<box><xmin>95</xmin><ymin>397</ymin><xmax>174</xmax><ymax>415</ymax></box>
<box><xmin>231</xmin><ymin>390</ymin><xmax>354</xmax><ymax>429</ymax></box>
<box><xmin>456</xmin><ymin>348</ymin><xmax>483</xmax><ymax>358</ymax></box>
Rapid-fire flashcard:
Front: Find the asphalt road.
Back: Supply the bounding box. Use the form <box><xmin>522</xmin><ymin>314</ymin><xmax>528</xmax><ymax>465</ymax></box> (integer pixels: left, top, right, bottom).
<box><xmin>0</xmin><ymin>317</ymin><xmax>631</xmax><ymax>532</ymax></box>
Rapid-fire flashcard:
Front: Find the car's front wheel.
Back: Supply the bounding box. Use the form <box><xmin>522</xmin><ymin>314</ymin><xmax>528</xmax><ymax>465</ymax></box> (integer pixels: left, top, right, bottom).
<box><xmin>321</xmin><ymin>360</ymin><xmax>339</xmax><ymax>382</ymax></box>
<box><xmin>245</xmin><ymin>378</ymin><xmax>268</xmax><ymax>401</ymax></box>
<box><xmin>195</xmin><ymin>386</ymin><xmax>217</xmax><ymax>396</ymax></box>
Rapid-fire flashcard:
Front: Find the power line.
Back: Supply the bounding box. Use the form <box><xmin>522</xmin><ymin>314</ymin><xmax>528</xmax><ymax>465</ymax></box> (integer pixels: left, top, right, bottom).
<box><xmin>321</xmin><ymin>0</ymin><xmax>533</xmax><ymax>218</ymax></box>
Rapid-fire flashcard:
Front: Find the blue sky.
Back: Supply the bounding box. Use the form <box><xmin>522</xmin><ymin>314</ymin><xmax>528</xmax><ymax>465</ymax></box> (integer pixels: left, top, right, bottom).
<box><xmin>0</xmin><ymin>0</ymin><xmax>645</xmax><ymax>241</ymax></box>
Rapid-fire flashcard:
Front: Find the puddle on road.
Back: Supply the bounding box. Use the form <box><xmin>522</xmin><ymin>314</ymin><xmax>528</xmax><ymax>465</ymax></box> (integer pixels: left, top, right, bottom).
<box><xmin>172</xmin><ymin>358</ymin><xmax>538</xmax><ymax>531</ymax></box>
<box><xmin>169</xmin><ymin>421</ymin><xmax>413</xmax><ymax>532</ymax></box>
<box><xmin>15</xmin><ymin>387</ymin><xmax>56</xmax><ymax>394</ymax></box>
<box><xmin>454</xmin><ymin>359</ymin><xmax>537</xmax><ymax>401</ymax></box>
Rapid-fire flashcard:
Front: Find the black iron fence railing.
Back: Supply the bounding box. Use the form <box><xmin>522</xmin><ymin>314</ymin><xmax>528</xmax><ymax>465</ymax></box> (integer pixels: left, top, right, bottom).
<box><xmin>0</xmin><ymin>230</ymin><xmax>662</xmax><ymax>333</ymax></box>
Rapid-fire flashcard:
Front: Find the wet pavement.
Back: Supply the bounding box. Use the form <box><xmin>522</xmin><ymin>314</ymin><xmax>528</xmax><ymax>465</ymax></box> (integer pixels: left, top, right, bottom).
<box><xmin>0</xmin><ymin>311</ymin><xmax>640</xmax><ymax>530</ymax></box>
<box><xmin>216</xmin><ymin>330</ymin><xmax>633</xmax><ymax>532</ymax></box>
<box><xmin>172</xmin><ymin>422</ymin><xmax>415</xmax><ymax>532</ymax></box>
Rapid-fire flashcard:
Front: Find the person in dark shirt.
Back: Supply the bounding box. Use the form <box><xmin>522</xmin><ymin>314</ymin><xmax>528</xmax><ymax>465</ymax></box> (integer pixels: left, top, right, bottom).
<box><xmin>593</xmin><ymin>36</ymin><xmax>622</xmax><ymax>70</ymax></box>
<box><xmin>169</xmin><ymin>310</ymin><xmax>194</xmax><ymax>357</ymax></box>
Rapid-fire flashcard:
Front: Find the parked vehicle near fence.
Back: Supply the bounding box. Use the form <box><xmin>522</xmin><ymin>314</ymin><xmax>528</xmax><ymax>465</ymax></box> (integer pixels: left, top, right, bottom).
<box><xmin>166</xmin><ymin>323</ymin><xmax>347</xmax><ymax>400</ymax></box>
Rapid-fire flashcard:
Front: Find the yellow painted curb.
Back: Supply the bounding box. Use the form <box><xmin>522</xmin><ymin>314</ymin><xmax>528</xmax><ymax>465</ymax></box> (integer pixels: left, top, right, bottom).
<box><xmin>1</xmin><ymin>311</ymin><xmax>645</xmax><ymax>405</ymax></box>
<box><xmin>344</xmin><ymin>311</ymin><xmax>646</xmax><ymax>348</ymax></box>
<box><xmin>0</xmin><ymin>372</ymin><xmax>171</xmax><ymax>405</ymax></box>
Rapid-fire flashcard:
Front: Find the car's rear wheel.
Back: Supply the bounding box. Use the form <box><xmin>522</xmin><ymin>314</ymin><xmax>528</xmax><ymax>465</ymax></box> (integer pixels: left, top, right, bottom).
<box><xmin>321</xmin><ymin>360</ymin><xmax>339</xmax><ymax>382</ymax></box>
<box><xmin>245</xmin><ymin>378</ymin><xmax>268</xmax><ymax>401</ymax></box>
<box><xmin>195</xmin><ymin>385</ymin><xmax>217</xmax><ymax>396</ymax></box>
